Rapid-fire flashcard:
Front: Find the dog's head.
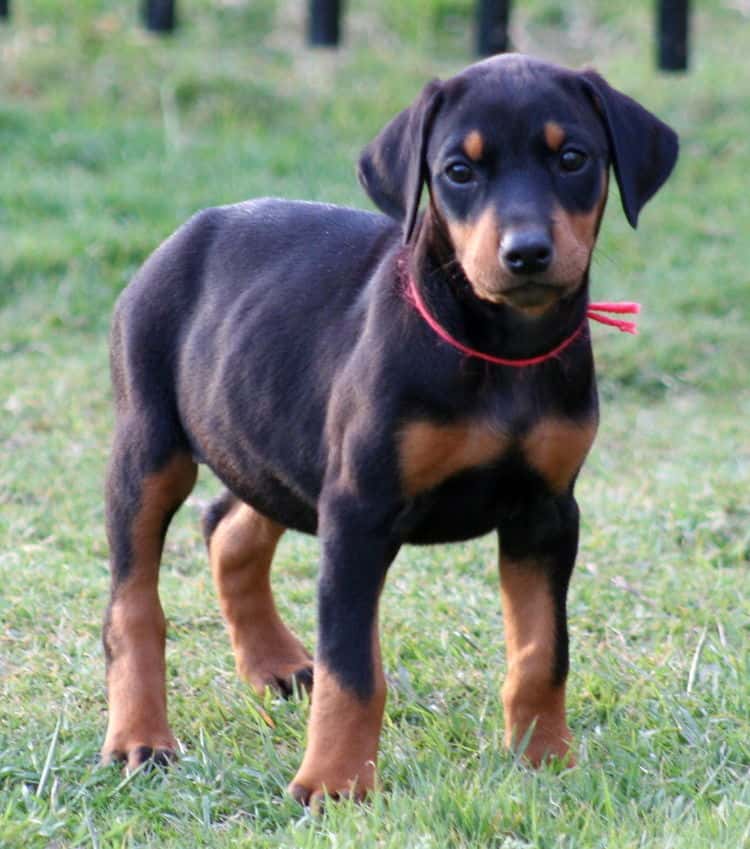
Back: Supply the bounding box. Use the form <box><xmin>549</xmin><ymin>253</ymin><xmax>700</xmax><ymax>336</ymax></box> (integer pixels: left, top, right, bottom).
<box><xmin>359</xmin><ymin>55</ymin><xmax>678</xmax><ymax>315</ymax></box>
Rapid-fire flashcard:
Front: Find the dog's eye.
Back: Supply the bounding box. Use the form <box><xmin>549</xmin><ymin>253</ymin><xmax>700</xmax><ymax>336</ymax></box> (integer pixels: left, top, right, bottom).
<box><xmin>559</xmin><ymin>149</ymin><xmax>588</xmax><ymax>173</ymax></box>
<box><xmin>444</xmin><ymin>162</ymin><xmax>474</xmax><ymax>184</ymax></box>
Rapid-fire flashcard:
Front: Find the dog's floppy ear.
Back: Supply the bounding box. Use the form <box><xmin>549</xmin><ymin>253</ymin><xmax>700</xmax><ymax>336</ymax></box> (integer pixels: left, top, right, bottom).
<box><xmin>358</xmin><ymin>80</ymin><xmax>443</xmax><ymax>242</ymax></box>
<box><xmin>580</xmin><ymin>70</ymin><xmax>679</xmax><ymax>228</ymax></box>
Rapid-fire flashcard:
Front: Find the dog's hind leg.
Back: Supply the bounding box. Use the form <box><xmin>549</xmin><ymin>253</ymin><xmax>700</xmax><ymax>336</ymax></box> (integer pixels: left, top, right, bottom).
<box><xmin>101</xmin><ymin>421</ymin><xmax>197</xmax><ymax>771</ymax></box>
<box><xmin>204</xmin><ymin>493</ymin><xmax>313</xmax><ymax>697</ymax></box>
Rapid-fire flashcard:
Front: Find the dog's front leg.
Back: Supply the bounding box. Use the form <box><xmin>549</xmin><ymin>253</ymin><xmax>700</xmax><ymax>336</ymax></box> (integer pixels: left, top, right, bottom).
<box><xmin>497</xmin><ymin>494</ymin><xmax>579</xmax><ymax>766</ymax></box>
<box><xmin>289</xmin><ymin>489</ymin><xmax>399</xmax><ymax>808</ymax></box>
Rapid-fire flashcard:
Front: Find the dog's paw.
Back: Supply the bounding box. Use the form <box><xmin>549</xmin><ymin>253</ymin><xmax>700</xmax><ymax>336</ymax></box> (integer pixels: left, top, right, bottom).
<box><xmin>509</xmin><ymin>725</ymin><xmax>575</xmax><ymax>769</ymax></box>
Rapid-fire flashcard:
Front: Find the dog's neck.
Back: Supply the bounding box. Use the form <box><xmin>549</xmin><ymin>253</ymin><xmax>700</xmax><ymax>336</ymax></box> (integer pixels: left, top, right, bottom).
<box><xmin>405</xmin><ymin>207</ymin><xmax>590</xmax><ymax>364</ymax></box>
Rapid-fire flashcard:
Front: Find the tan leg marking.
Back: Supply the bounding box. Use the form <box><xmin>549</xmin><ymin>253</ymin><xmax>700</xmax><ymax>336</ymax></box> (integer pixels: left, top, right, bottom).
<box><xmin>209</xmin><ymin>502</ymin><xmax>312</xmax><ymax>695</ymax></box>
<box><xmin>399</xmin><ymin>419</ymin><xmax>509</xmax><ymax>497</ymax></box>
<box><xmin>289</xmin><ymin>626</ymin><xmax>386</xmax><ymax>807</ymax></box>
<box><xmin>103</xmin><ymin>453</ymin><xmax>197</xmax><ymax>769</ymax></box>
<box><xmin>522</xmin><ymin>418</ymin><xmax>597</xmax><ymax>494</ymax></box>
<box><xmin>544</xmin><ymin>121</ymin><xmax>566</xmax><ymax>152</ymax></box>
<box><xmin>463</xmin><ymin>129</ymin><xmax>484</xmax><ymax>161</ymax></box>
<box><xmin>500</xmin><ymin>558</ymin><xmax>573</xmax><ymax>766</ymax></box>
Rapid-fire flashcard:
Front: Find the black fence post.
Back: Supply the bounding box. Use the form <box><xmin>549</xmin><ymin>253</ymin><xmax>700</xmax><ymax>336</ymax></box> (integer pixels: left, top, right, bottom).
<box><xmin>142</xmin><ymin>0</ymin><xmax>177</xmax><ymax>34</ymax></box>
<box><xmin>476</xmin><ymin>0</ymin><xmax>511</xmax><ymax>56</ymax></box>
<box><xmin>657</xmin><ymin>0</ymin><xmax>689</xmax><ymax>71</ymax></box>
<box><xmin>0</xmin><ymin>1</ymin><xmax>9</xmax><ymax>20</ymax></box>
<box><xmin>308</xmin><ymin>0</ymin><xmax>340</xmax><ymax>47</ymax></box>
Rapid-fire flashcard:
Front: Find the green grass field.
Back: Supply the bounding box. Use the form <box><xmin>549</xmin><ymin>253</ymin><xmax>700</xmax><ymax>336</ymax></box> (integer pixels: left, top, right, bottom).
<box><xmin>1</xmin><ymin>1</ymin><xmax>749</xmax><ymax>846</ymax></box>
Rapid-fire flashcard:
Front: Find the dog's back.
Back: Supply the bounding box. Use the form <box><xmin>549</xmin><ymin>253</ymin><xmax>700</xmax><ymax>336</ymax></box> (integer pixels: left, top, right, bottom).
<box><xmin>110</xmin><ymin>199</ymin><xmax>402</xmax><ymax>524</ymax></box>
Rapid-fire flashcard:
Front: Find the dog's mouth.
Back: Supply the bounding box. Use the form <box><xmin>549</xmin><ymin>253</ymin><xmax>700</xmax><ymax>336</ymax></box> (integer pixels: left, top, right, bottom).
<box><xmin>469</xmin><ymin>270</ymin><xmax>580</xmax><ymax>315</ymax></box>
<box><xmin>500</xmin><ymin>282</ymin><xmax>566</xmax><ymax>311</ymax></box>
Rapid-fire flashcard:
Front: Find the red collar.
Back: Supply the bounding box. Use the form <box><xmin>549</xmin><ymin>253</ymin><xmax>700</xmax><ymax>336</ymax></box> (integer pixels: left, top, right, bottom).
<box><xmin>405</xmin><ymin>275</ymin><xmax>640</xmax><ymax>368</ymax></box>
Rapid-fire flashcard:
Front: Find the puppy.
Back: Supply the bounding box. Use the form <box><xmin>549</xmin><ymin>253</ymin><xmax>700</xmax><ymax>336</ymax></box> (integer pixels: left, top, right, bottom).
<box><xmin>101</xmin><ymin>54</ymin><xmax>678</xmax><ymax>805</ymax></box>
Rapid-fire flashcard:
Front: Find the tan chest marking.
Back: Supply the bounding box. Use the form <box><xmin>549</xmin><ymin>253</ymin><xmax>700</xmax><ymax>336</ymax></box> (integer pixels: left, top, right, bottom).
<box><xmin>399</xmin><ymin>420</ymin><xmax>509</xmax><ymax>497</ymax></box>
<box><xmin>522</xmin><ymin>418</ymin><xmax>597</xmax><ymax>493</ymax></box>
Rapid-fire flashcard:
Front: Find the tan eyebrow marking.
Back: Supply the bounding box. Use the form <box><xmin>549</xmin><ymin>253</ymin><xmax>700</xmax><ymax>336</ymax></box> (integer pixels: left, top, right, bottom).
<box><xmin>544</xmin><ymin>121</ymin><xmax>566</xmax><ymax>152</ymax></box>
<box><xmin>462</xmin><ymin>130</ymin><xmax>484</xmax><ymax>161</ymax></box>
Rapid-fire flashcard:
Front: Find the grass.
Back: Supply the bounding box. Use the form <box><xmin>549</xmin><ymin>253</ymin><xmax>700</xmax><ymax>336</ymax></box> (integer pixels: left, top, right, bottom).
<box><xmin>1</xmin><ymin>1</ymin><xmax>749</xmax><ymax>846</ymax></box>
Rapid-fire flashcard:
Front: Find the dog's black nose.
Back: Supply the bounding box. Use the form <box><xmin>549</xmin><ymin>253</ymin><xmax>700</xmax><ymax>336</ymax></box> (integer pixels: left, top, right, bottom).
<box><xmin>501</xmin><ymin>230</ymin><xmax>553</xmax><ymax>275</ymax></box>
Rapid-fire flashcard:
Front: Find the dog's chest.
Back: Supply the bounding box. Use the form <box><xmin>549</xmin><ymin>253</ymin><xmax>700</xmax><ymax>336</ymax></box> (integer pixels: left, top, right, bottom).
<box><xmin>398</xmin><ymin>415</ymin><xmax>596</xmax><ymax>498</ymax></box>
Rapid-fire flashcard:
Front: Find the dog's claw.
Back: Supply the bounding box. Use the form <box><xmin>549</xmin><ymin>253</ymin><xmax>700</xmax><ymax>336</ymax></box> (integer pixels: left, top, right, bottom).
<box><xmin>288</xmin><ymin>781</ymin><xmax>312</xmax><ymax>806</ymax></box>
<box><xmin>102</xmin><ymin>744</ymin><xmax>178</xmax><ymax>773</ymax></box>
<box><xmin>129</xmin><ymin>745</ymin><xmax>177</xmax><ymax>771</ymax></box>
<box><xmin>101</xmin><ymin>748</ymin><xmax>127</xmax><ymax>767</ymax></box>
<box><xmin>276</xmin><ymin>665</ymin><xmax>314</xmax><ymax>699</ymax></box>
<box><xmin>288</xmin><ymin>780</ymin><xmax>366</xmax><ymax>813</ymax></box>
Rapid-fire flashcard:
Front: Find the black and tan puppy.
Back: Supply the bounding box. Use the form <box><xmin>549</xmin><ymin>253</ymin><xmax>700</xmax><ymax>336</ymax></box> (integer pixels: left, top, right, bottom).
<box><xmin>101</xmin><ymin>55</ymin><xmax>678</xmax><ymax>804</ymax></box>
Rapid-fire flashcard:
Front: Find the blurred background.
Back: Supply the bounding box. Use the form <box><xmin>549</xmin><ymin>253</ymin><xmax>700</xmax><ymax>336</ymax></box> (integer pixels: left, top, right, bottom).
<box><xmin>1</xmin><ymin>4</ymin><xmax>749</xmax><ymax>848</ymax></box>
